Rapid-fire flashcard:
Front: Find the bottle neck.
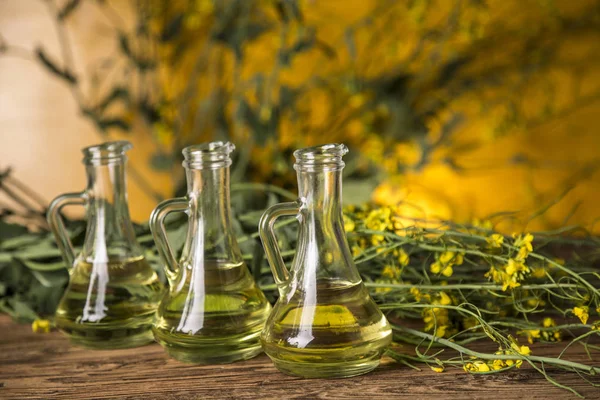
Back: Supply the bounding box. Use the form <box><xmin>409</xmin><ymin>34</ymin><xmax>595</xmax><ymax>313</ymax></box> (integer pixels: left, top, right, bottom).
<box><xmin>289</xmin><ymin>165</ymin><xmax>360</xmax><ymax>288</ymax></box>
<box><xmin>181</xmin><ymin>164</ymin><xmax>241</xmax><ymax>263</ymax></box>
<box><xmin>81</xmin><ymin>159</ymin><xmax>140</xmax><ymax>262</ymax></box>
<box><xmin>297</xmin><ymin>167</ymin><xmax>344</xmax><ymax>221</ymax></box>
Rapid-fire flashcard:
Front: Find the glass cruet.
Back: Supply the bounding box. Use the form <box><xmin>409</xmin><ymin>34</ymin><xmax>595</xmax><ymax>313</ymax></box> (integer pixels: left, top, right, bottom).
<box><xmin>259</xmin><ymin>143</ymin><xmax>392</xmax><ymax>378</ymax></box>
<box><xmin>150</xmin><ymin>141</ymin><xmax>271</xmax><ymax>364</ymax></box>
<box><xmin>47</xmin><ymin>141</ymin><xmax>164</xmax><ymax>349</ymax></box>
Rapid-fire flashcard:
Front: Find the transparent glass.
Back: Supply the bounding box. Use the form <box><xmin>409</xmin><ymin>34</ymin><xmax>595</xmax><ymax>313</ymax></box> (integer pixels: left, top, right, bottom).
<box><xmin>151</xmin><ymin>141</ymin><xmax>271</xmax><ymax>364</ymax></box>
<box><xmin>259</xmin><ymin>144</ymin><xmax>392</xmax><ymax>378</ymax></box>
<box><xmin>47</xmin><ymin>141</ymin><xmax>164</xmax><ymax>349</ymax></box>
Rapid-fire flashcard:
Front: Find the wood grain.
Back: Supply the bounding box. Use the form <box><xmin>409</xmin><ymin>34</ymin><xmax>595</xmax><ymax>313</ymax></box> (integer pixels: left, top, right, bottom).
<box><xmin>0</xmin><ymin>315</ymin><xmax>598</xmax><ymax>399</ymax></box>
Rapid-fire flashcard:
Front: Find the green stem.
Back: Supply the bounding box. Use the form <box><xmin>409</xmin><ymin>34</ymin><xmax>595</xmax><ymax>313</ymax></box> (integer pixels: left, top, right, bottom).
<box><xmin>365</xmin><ymin>282</ymin><xmax>582</xmax><ymax>291</ymax></box>
<box><xmin>394</xmin><ymin>325</ymin><xmax>600</xmax><ymax>374</ymax></box>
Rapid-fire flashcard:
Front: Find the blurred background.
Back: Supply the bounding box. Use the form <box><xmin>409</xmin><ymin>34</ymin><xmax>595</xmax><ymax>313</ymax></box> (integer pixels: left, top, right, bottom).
<box><xmin>1</xmin><ymin>0</ymin><xmax>599</xmax><ymax>233</ymax></box>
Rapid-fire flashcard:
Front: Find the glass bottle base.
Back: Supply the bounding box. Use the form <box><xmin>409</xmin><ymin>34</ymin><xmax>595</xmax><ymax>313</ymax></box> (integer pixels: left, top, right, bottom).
<box><xmin>153</xmin><ymin>327</ymin><xmax>263</xmax><ymax>364</ymax></box>
<box><xmin>59</xmin><ymin>326</ymin><xmax>155</xmax><ymax>349</ymax></box>
<box><xmin>268</xmin><ymin>355</ymin><xmax>381</xmax><ymax>378</ymax></box>
<box><xmin>162</xmin><ymin>344</ymin><xmax>263</xmax><ymax>364</ymax></box>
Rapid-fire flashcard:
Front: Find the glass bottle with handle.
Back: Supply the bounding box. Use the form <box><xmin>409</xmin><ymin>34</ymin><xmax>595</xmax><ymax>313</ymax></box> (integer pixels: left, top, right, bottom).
<box><xmin>259</xmin><ymin>143</ymin><xmax>392</xmax><ymax>378</ymax></box>
<box><xmin>150</xmin><ymin>141</ymin><xmax>271</xmax><ymax>364</ymax></box>
<box><xmin>47</xmin><ymin>141</ymin><xmax>164</xmax><ymax>349</ymax></box>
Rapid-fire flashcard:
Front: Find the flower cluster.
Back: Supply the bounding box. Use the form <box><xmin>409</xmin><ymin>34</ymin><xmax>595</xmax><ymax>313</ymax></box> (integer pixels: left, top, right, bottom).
<box><xmin>464</xmin><ymin>338</ymin><xmax>531</xmax><ymax>373</ymax></box>
<box><xmin>519</xmin><ymin>318</ymin><xmax>562</xmax><ymax>344</ymax></box>
<box><xmin>573</xmin><ymin>306</ymin><xmax>590</xmax><ymax>324</ymax></box>
<box><xmin>430</xmin><ymin>251</ymin><xmax>464</xmax><ymax>277</ymax></box>
<box><xmin>412</xmin><ymin>288</ymin><xmax>456</xmax><ymax>338</ymax></box>
<box><xmin>485</xmin><ymin>233</ymin><xmax>534</xmax><ymax>291</ymax></box>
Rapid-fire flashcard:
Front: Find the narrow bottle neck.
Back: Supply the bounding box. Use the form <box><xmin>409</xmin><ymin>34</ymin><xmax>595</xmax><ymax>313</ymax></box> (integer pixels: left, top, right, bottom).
<box><xmin>297</xmin><ymin>167</ymin><xmax>344</xmax><ymax>220</ymax></box>
<box><xmin>81</xmin><ymin>159</ymin><xmax>140</xmax><ymax>261</ymax></box>
<box><xmin>290</xmin><ymin>165</ymin><xmax>360</xmax><ymax>288</ymax></box>
<box><xmin>186</xmin><ymin>165</ymin><xmax>232</xmax><ymax>220</ymax></box>
<box><xmin>182</xmin><ymin>164</ymin><xmax>241</xmax><ymax>263</ymax></box>
<box><xmin>86</xmin><ymin>162</ymin><xmax>129</xmax><ymax>207</ymax></box>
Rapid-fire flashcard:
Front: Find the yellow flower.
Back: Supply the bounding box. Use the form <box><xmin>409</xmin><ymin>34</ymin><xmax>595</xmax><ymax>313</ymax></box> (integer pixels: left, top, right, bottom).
<box><xmin>518</xmin><ymin>345</ymin><xmax>531</xmax><ymax>356</ymax></box>
<box><xmin>397</xmin><ymin>248</ymin><xmax>410</xmax><ymax>267</ymax></box>
<box><xmin>431</xmin><ymin>251</ymin><xmax>463</xmax><ymax>277</ymax></box>
<box><xmin>486</xmin><ymin>258</ymin><xmax>530</xmax><ymax>291</ymax></box>
<box><xmin>522</xmin><ymin>233</ymin><xmax>534</xmax><ymax>251</ymax></box>
<box><xmin>439</xmin><ymin>291</ymin><xmax>452</xmax><ymax>306</ymax></box>
<box><xmin>439</xmin><ymin>251</ymin><xmax>456</xmax><ymax>264</ymax></box>
<box><xmin>464</xmin><ymin>361</ymin><xmax>490</xmax><ymax>373</ymax></box>
<box><xmin>505</xmin><ymin>258</ymin><xmax>527</xmax><ymax>276</ymax></box>
<box><xmin>509</xmin><ymin>336</ymin><xmax>532</xmax><ymax>356</ymax></box>
<box><xmin>343</xmin><ymin>214</ymin><xmax>356</xmax><ymax>232</ymax></box>
<box><xmin>486</xmin><ymin>233</ymin><xmax>504</xmax><ymax>248</ymax></box>
<box><xmin>513</xmin><ymin>233</ymin><xmax>534</xmax><ymax>260</ymax></box>
<box><xmin>573</xmin><ymin>306</ymin><xmax>589</xmax><ymax>324</ymax></box>
<box><xmin>349</xmin><ymin>93</ymin><xmax>367</xmax><ymax>109</ymax></box>
<box><xmin>492</xmin><ymin>359</ymin><xmax>506</xmax><ymax>370</ymax></box>
<box><xmin>441</xmin><ymin>265</ymin><xmax>453</xmax><ymax>277</ymax></box>
<box><xmin>521</xmin><ymin>329</ymin><xmax>540</xmax><ymax>344</ymax></box>
<box><xmin>381</xmin><ymin>264</ymin><xmax>402</xmax><ymax>280</ymax></box>
<box><xmin>32</xmin><ymin>319</ymin><xmax>51</xmax><ymax>333</ymax></box>
<box><xmin>430</xmin><ymin>366</ymin><xmax>444</xmax><ymax>373</ymax></box>
<box><xmin>472</xmin><ymin>218</ymin><xmax>493</xmax><ymax>230</ymax></box>
<box><xmin>410</xmin><ymin>287</ymin><xmax>422</xmax><ymax>301</ymax></box>
<box><xmin>543</xmin><ymin>317</ymin><xmax>556</xmax><ymax>328</ymax></box>
<box><xmin>531</xmin><ymin>266</ymin><xmax>546</xmax><ymax>278</ymax></box>
<box><xmin>196</xmin><ymin>0</ymin><xmax>214</xmax><ymax>15</ymax></box>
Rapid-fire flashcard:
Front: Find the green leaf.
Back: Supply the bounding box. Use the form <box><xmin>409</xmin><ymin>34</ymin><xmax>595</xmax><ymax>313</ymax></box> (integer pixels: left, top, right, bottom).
<box><xmin>0</xmin><ymin>221</ymin><xmax>28</xmax><ymax>241</ymax></box>
<box><xmin>166</xmin><ymin>223</ymin><xmax>188</xmax><ymax>256</ymax></box>
<box><xmin>19</xmin><ymin>258</ymin><xmax>67</xmax><ymax>272</ymax></box>
<box><xmin>12</xmin><ymin>240</ymin><xmax>63</xmax><ymax>260</ymax></box>
<box><xmin>0</xmin><ymin>234</ymin><xmax>41</xmax><ymax>250</ymax></box>
<box><xmin>30</xmin><ymin>269</ymin><xmax>68</xmax><ymax>288</ymax></box>
<box><xmin>251</xmin><ymin>240</ymin><xmax>264</xmax><ymax>281</ymax></box>
<box><xmin>7</xmin><ymin>298</ymin><xmax>39</xmax><ymax>322</ymax></box>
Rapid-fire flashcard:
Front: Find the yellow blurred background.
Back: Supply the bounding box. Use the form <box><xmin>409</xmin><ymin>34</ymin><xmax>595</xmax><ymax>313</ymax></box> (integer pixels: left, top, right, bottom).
<box><xmin>1</xmin><ymin>0</ymin><xmax>599</xmax><ymax>232</ymax></box>
<box><xmin>0</xmin><ymin>1</ymin><xmax>173</xmax><ymax>221</ymax></box>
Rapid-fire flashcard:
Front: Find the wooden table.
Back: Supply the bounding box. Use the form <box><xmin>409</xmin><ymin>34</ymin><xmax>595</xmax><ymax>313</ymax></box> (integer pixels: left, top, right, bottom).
<box><xmin>1</xmin><ymin>315</ymin><xmax>598</xmax><ymax>399</ymax></box>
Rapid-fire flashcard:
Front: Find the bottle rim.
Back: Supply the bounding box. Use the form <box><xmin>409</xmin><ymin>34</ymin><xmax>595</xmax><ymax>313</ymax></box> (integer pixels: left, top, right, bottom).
<box><xmin>182</xmin><ymin>141</ymin><xmax>235</xmax><ymax>169</ymax></box>
<box><xmin>82</xmin><ymin>141</ymin><xmax>133</xmax><ymax>165</ymax></box>
<box><xmin>293</xmin><ymin>143</ymin><xmax>348</xmax><ymax>169</ymax></box>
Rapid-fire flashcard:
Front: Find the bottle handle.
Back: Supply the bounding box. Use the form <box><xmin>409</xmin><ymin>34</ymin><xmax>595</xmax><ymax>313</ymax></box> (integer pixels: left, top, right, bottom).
<box><xmin>149</xmin><ymin>197</ymin><xmax>189</xmax><ymax>285</ymax></box>
<box><xmin>259</xmin><ymin>200</ymin><xmax>302</xmax><ymax>293</ymax></box>
<box><xmin>46</xmin><ymin>191</ymin><xmax>87</xmax><ymax>268</ymax></box>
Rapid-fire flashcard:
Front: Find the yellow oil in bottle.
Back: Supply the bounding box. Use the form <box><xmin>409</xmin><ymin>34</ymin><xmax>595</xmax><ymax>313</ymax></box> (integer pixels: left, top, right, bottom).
<box><xmin>55</xmin><ymin>256</ymin><xmax>164</xmax><ymax>349</ymax></box>
<box><xmin>152</xmin><ymin>260</ymin><xmax>271</xmax><ymax>364</ymax></box>
<box><xmin>261</xmin><ymin>279</ymin><xmax>392</xmax><ymax>378</ymax></box>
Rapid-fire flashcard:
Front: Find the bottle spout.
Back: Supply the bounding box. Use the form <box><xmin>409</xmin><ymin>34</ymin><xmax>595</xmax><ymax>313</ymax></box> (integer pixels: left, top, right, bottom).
<box><xmin>82</xmin><ymin>141</ymin><xmax>133</xmax><ymax>165</ymax></box>
<box><xmin>293</xmin><ymin>143</ymin><xmax>348</xmax><ymax>170</ymax></box>
<box><xmin>183</xmin><ymin>141</ymin><xmax>235</xmax><ymax>169</ymax></box>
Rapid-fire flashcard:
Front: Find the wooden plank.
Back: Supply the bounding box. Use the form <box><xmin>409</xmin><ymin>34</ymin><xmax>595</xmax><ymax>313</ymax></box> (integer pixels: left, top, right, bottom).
<box><xmin>0</xmin><ymin>315</ymin><xmax>598</xmax><ymax>399</ymax></box>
